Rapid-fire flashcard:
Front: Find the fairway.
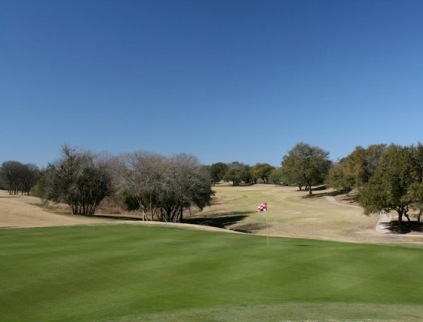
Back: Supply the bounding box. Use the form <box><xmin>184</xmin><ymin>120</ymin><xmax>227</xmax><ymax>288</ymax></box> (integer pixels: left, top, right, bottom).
<box><xmin>1</xmin><ymin>225</ymin><xmax>422</xmax><ymax>321</ymax></box>
<box><xmin>191</xmin><ymin>184</ymin><xmax>423</xmax><ymax>244</ymax></box>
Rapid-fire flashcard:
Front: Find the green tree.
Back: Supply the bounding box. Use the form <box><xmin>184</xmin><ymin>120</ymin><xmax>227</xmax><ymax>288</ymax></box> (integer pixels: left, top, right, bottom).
<box><xmin>75</xmin><ymin>167</ymin><xmax>112</xmax><ymax>215</ymax></box>
<box><xmin>327</xmin><ymin>144</ymin><xmax>387</xmax><ymax>193</ymax></box>
<box><xmin>210</xmin><ymin>162</ymin><xmax>228</xmax><ymax>184</ymax></box>
<box><xmin>281</xmin><ymin>142</ymin><xmax>331</xmax><ymax>195</ymax></box>
<box><xmin>269</xmin><ymin>167</ymin><xmax>285</xmax><ymax>185</ymax></box>
<box><xmin>43</xmin><ymin>146</ymin><xmax>112</xmax><ymax>216</ymax></box>
<box><xmin>223</xmin><ymin>162</ymin><xmax>252</xmax><ymax>185</ymax></box>
<box><xmin>359</xmin><ymin>144</ymin><xmax>423</xmax><ymax>232</ymax></box>
<box><xmin>409</xmin><ymin>143</ymin><xmax>423</xmax><ymax>223</ymax></box>
<box><xmin>223</xmin><ymin>168</ymin><xmax>242</xmax><ymax>186</ymax></box>
<box><xmin>327</xmin><ymin>162</ymin><xmax>353</xmax><ymax>193</ymax></box>
<box><xmin>252</xmin><ymin>163</ymin><xmax>275</xmax><ymax>184</ymax></box>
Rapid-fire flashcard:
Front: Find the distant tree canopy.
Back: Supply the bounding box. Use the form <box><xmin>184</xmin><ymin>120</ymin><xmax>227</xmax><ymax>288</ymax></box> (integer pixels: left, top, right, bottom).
<box><xmin>251</xmin><ymin>163</ymin><xmax>275</xmax><ymax>184</ymax></box>
<box><xmin>8</xmin><ymin>140</ymin><xmax>423</xmax><ymax>230</ymax></box>
<box><xmin>327</xmin><ymin>144</ymin><xmax>387</xmax><ymax>193</ymax></box>
<box><xmin>122</xmin><ymin>152</ymin><xmax>214</xmax><ymax>222</ymax></box>
<box><xmin>359</xmin><ymin>144</ymin><xmax>423</xmax><ymax>231</ymax></box>
<box><xmin>210</xmin><ymin>162</ymin><xmax>228</xmax><ymax>184</ymax></box>
<box><xmin>269</xmin><ymin>167</ymin><xmax>284</xmax><ymax>185</ymax></box>
<box><xmin>223</xmin><ymin>162</ymin><xmax>253</xmax><ymax>186</ymax></box>
<box><xmin>281</xmin><ymin>142</ymin><xmax>332</xmax><ymax>195</ymax></box>
<box><xmin>0</xmin><ymin>161</ymin><xmax>39</xmax><ymax>195</ymax></box>
<box><xmin>41</xmin><ymin>146</ymin><xmax>112</xmax><ymax>216</ymax></box>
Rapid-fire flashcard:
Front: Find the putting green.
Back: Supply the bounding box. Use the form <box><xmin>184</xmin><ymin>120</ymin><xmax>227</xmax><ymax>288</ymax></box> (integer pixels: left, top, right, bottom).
<box><xmin>0</xmin><ymin>225</ymin><xmax>422</xmax><ymax>321</ymax></box>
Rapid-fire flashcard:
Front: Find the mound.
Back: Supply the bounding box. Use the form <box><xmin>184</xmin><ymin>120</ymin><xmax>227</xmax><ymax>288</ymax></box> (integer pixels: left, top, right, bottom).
<box><xmin>0</xmin><ymin>190</ymin><xmax>115</xmax><ymax>228</ymax></box>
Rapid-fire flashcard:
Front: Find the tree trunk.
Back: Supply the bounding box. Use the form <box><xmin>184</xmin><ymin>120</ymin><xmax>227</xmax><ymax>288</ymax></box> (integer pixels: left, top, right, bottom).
<box><xmin>179</xmin><ymin>207</ymin><xmax>183</xmax><ymax>222</ymax></box>
<box><xmin>397</xmin><ymin>211</ymin><xmax>403</xmax><ymax>232</ymax></box>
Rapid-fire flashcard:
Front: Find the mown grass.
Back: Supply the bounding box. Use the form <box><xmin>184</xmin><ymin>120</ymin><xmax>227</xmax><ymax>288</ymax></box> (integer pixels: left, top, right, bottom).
<box><xmin>0</xmin><ymin>224</ymin><xmax>422</xmax><ymax>321</ymax></box>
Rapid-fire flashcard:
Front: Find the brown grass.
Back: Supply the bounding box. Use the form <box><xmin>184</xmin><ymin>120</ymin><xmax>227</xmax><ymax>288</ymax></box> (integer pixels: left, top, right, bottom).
<box><xmin>1</xmin><ymin>186</ymin><xmax>422</xmax><ymax>245</ymax></box>
<box><xmin>187</xmin><ymin>184</ymin><xmax>423</xmax><ymax>244</ymax></box>
<box><xmin>0</xmin><ymin>190</ymin><xmax>117</xmax><ymax>228</ymax></box>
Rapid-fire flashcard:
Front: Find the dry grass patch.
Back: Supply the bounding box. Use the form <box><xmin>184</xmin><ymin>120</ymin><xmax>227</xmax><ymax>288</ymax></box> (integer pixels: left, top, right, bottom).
<box><xmin>187</xmin><ymin>184</ymin><xmax>422</xmax><ymax>244</ymax></box>
<box><xmin>0</xmin><ymin>190</ymin><xmax>119</xmax><ymax>228</ymax></box>
<box><xmin>1</xmin><ymin>186</ymin><xmax>422</xmax><ymax>244</ymax></box>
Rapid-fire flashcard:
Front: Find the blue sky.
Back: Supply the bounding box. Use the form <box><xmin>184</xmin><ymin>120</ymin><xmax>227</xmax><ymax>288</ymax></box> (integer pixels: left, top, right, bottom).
<box><xmin>2</xmin><ymin>0</ymin><xmax>423</xmax><ymax>167</ymax></box>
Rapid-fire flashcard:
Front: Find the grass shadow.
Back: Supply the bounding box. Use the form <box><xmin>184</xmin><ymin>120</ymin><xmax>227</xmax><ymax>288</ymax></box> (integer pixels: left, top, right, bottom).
<box><xmin>184</xmin><ymin>212</ymin><xmax>250</xmax><ymax>230</ymax></box>
<box><xmin>231</xmin><ymin>222</ymin><xmax>267</xmax><ymax>233</ymax></box>
<box><xmin>387</xmin><ymin>220</ymin><xmax>423</xmax><ymax>234</ymax></box>
<box><xmin>302</xmin><ymin>189</ymin><xmax>348</xmax><ymax>199</ymax></box>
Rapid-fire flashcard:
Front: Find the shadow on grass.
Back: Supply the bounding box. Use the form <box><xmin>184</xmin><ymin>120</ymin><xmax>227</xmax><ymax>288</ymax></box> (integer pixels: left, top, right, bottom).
<box><xmin>301</xmin><ymin>186</ymin><xmax>360</xmax><ymax>203</ymax></box>
<box><xmin>302</xmin><ymin>189</ymin><xmax>347</xmax><ymax>199</ymax></box>
<box><xmin>92</xmin><ymin>214</ymin><xmax>144</xmax><ymax>221</ymax></box>
<box><xmin>184</xmin><ymin>212</ymin><xmax>250</xmax><ymax>230</ymax></box>
<box><xmin>387</xmin><ymin>220</ymin><xmax>423</xmax><ymax>234</ymax></box>
<box><xmin>230</xmin><ymin>222</ymin><xmax>268</xmax><ymax>233</ymax></box>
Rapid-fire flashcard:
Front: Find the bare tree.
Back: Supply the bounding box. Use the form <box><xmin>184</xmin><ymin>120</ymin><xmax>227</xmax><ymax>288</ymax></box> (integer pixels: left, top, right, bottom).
<box><xmin>159</xmin><ymin>153</ymin><xmax>213</xmax><ymax>222</ymax></box>
<box><xmin>122</xmin><ymin>152</ymin><xmax>214</xmax><ymax>223</ymax></box>
<box><xmin>123</xmin><ymin>151</ymin><xmax>167</xmax><ymax>220</ymax></box>
<box><xmin>0</xmin><ymin>161</ymin><xmax>39</xmax><ymax>195</ymax></box>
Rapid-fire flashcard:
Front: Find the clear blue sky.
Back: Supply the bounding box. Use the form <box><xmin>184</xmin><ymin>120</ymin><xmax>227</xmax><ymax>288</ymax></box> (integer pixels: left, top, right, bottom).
<box><xmin>2</xmin><ymin>0</ymin><xmax>423</xmax><ymax>167</ymax></box>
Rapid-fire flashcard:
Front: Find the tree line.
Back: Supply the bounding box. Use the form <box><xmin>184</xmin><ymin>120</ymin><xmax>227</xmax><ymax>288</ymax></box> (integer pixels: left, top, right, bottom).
<box><xmin>212</xmin><ymin>142</ymin><xmax>423</xmax><ymax>231</ymax></box>
<box><xmin>27</xmin><ymin>145</ymin><xmax>213</xmax><ymax>222</ymax></box>
<box><xmin>0</xmin><ymin>161</ymin><xmax>40</xmax><ymax>195</ymax></box>
<box><xmin>285</xmin><ymin>142</ymin><xmax>423</xmax><ymax>231</ymax></box>
<box><xmin>2</xmin><ymin>142</ymin><xmax>423</xmax><ymax>231</ymax></box>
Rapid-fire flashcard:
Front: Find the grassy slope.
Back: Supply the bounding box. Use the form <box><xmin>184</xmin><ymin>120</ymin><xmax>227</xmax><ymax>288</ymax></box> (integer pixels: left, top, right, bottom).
<box><xmin>193</xmin><ymin>184</ymin><xmax>377</xmax><ymax>243</ymax></box>
<box><xmin>1</xmin><ymin>225</ymin><xmax>422</xmax><ymax>321</ymax></box>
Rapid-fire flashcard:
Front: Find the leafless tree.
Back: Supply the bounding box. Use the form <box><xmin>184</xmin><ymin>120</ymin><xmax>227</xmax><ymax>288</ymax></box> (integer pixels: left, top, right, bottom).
<box><xmin>122</xmin><ymin>152</ymin><xmax>213</xmax><ymax>222</ymax></box>
<box><xmin>0</xmin><ymin>161</ymin><xmax>39</xmax><ymax>195</ymax></box>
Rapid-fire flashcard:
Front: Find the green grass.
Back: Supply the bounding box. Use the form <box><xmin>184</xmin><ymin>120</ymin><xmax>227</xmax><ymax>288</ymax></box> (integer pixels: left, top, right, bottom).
<box><xmin>0</xmin><ymin>225</ymin><xmax>422</xmax><ymax>321</ymax></box>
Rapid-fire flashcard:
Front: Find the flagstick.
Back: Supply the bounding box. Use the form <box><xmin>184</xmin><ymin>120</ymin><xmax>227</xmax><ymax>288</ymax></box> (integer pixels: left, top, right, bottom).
<box><xmin>265</xmin><ymin>210</ymin><xmax>269</xmax><ymax>247</ymax></box>
<box><xmin>258</xmin><ymin>203</ymin><xmax>270</xmax><ymax>247</ymax></box>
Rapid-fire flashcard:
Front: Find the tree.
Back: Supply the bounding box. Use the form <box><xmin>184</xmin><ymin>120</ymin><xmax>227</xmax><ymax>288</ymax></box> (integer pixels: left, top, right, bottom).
<box><xmin>326</xmin><ymin>162</ymin><xmax>353</xmax><ymax>193</ymax></box>
<box><xmin>328</xmin><ymin>144</ymin><xmax>387</xmax><ymax>193</ymax></box>
<box><xmin>359</xmin><ymin>144</ymin><xmax>423</xmax><ymax>232</ymax></box>
<box><xmin>281</xmin><ymin>143</ymin><xmax>332</xmax><ymax>195</ymax></box>
<box><xmin>122</xmin><ymin>151</ymin><xmax>167</xmax><ymax>220</ymax></box>
<box><xmin>0</xmin><ymin>161</ymin><xmax>39</xmax><ymax>195</ymax></box>
<box><xmin>122</xmin><ymin>152</ymin><xmax>214</xmax><ymax>223</ymax></box>
<box><xmin>43</xmin><ymin>146</ymin><xmax>112</xmax><ymax>216</ymax></box>
<box><xmin>0</xmin><ymin>161</ymin><xmax>23</xmax><ymax>194</ymax></box>
<box><xmin>210</xmin><ymin>162</ymin><xmax>228</xmax><ymax>184</ymax></box>
<box><xmin>20</xmin><ymin>163</ymin><xmax>40</xmax><ymax>195</ymax></box>
<box><xmin>409</xmin><ymin>142</ymin><xmax>423</xmax><ymax>223</ymax></box>
<box><xmin>75</xmin><ymin>167</ymin><xmax>112</xmax><ymax>215</ymax></box>
<box><xmin>158</xmin><ymin>154</ymin><xmax>213</xmax><ymax>222</ymax></box>
<box><xmin>251</xmin><ymin>163</ymin><xmax>275</xmax><ymax>184</ymax></box>
<box><xmin>269</xmin><ymin>167</ymin><xmax>285</xmax><ymax>185</ymax></box>
<box><xmin>223</xmin><ymin>162</ymin><xmax>252</xmax><ymax>185</ymax></box>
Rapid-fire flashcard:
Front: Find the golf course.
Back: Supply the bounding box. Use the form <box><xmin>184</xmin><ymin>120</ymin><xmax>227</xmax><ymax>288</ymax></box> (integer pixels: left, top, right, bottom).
<box><xmin>1</xmin><ymin>185</ymin><xmax>422</xmax><ymax>321</ymax></box>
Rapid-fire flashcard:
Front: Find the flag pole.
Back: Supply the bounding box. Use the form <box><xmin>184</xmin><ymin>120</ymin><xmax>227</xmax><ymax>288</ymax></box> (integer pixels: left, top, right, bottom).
<box><xmin>266</xmin><ymin>211</ymin><xmax>269</xmax><ymax>247</ymax></box>
<box><xmin>265</xmin><ymin>203</ymin><xmax>269</xmax><ymax>247</ymax></box>
<box><xmin>258</xmin><ymin>202</ymin><xmax>270</xmax><ymax>247</ymax></box>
